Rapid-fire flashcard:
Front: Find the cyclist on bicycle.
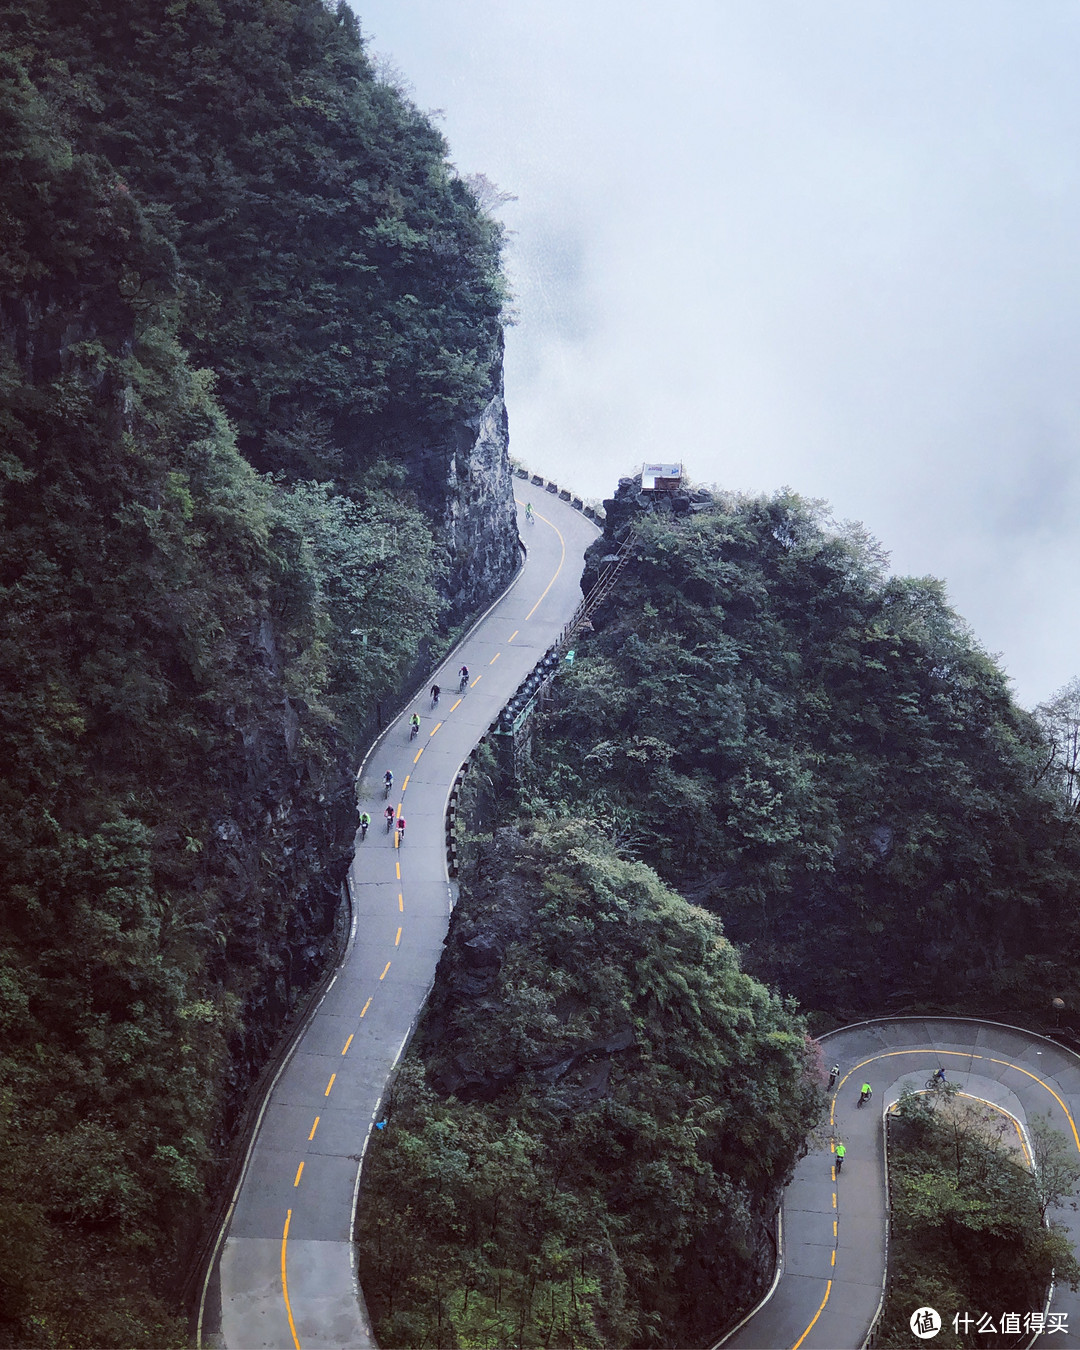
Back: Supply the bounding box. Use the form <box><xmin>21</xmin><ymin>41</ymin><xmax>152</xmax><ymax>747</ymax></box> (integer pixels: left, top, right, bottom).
<box><xmin>458</xmin><ymin>664</ymin><xmax>469</xmax><ymax>691</ymax></box>
<box><xmin>859</xmin><ymin>1082</ymin><xmax>872</xmax><ymax>1106</ymax></box>
<box><xmin>933</xmin><ymin>1067</ymin><xmax>946</xmax><ymax>1085</ymax></box>
<box><xmin>384</xmin><ymin>769</ymin><xmax>393</xmax><ymax>796</ymax></box>
<box><xmin>384</xmin><ymin>805</ymin><xmax>395</xmax><ymax>832</ymax></box>
<box><xmin>431</xmin><ymin>683</ymin><xmax>441</xmax><ymax>707</ymax></box>
<box><xmin>410</xmin><ymin>712</ymin><xmax>421</xmax><ymax>738</ymax></box>
<box><xmin>358</xmin><ymin>811</ymin><xmax>370</xmax><ymax>840</ymax></box>
<box><xmin>525</xmin><ymin>501</ymin><xmax>533</xmax><ymax>522</ymax></box>
<box><xmin>396</xmin><ymin>816</ymin><xmax>406</xmax><ymax>842</ymax></box>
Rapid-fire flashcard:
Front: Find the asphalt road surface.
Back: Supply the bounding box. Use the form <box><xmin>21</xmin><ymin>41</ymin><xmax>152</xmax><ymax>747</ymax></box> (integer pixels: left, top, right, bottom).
<box><xmin>203</xmin><ymin>492</ymin><xmax>598</xmax><ymax>1349</ymax></box>
<box><xmin>722</xmin><ymin>1018</ymin><xmax>1080</xmax><ymax>1350</ymax></box>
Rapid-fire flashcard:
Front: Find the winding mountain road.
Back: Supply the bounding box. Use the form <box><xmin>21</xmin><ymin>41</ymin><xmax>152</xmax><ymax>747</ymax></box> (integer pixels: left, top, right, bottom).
<box><xmin>200</xmin><ymin>492</ymin><xmax>598</xmax><ymax>1350</ymax></box>
<box><xmin>198</xmin><ymin>495</ymin><xmax>1080</xmax><ymax>1350</ymax></box>
<box><xmin>722</xmin><ymin>1018</ymin><xmax>1080</xmax><ymax>1350</ymax></box>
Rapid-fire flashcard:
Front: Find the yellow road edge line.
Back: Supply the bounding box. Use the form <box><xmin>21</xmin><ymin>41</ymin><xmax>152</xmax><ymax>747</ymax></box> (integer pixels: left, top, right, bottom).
<box><xmin>324</xmin><ymin>1073</ymin><xmax>336</xmax><ymax>1097</ymax></box>
<box><xmin>341</xmin><ymin>1034</ymin><xmax>353</xmax><ymax>1056</ymax></box>
<box><xmin>360</xmin><ymin>996</ymin><xmax>372</xmax><ymax>1017</ymax></box>
<box><xmin>791</xmin><ymin>1278</ymin><xmax>832</xmax><ymax>1350</ymax></box>
<box><xmin>524</xmin><ymin>511</ymin><xmax>566</xmax><ymax>620</ymax></box>
<box><xmin>293</xmin><ymin>1161</ymin><xmax>304</xmax><ymax>1188</ymax></box>
<box><xmin>308</xmin><ymin>1117</ymin><xmax>320</xmax><ymax>1142</ymax></box>
<box><xmin>380</xmin><ymin>961</ymin><xmax>391</xmax><ymax>980</ymax></box>
<box><xmin>282</xmin><ymin>1210</ymin><xmax>301</xmax><ymax>1350</ymax></box>
<box><xmin>395</xmin><ymin>926</ymin><xmax>402</xmax><ymax>946</ymax></box>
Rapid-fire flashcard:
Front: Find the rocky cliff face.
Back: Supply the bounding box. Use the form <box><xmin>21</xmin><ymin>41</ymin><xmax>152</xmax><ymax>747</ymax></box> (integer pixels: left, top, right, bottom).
<box><xmin>407</xmin><ymin>338</ymin><xmax>520</xmax><ymax>624</ymax></box>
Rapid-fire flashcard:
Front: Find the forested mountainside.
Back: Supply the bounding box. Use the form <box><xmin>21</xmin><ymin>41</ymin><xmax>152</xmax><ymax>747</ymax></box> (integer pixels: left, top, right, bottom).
<box><xmin>0</xmin><ymin>3</ymin><xmax>516</xmax><ymax>1344</ymax></box>
<box><xmin>548</xmin><ymin>483</ymin><xmax>1080</xmax><ymax>1022</ymax></box>
<box><xmin>358</xmin><ymin>823</ymin><xmax>821</xmax><ymax>1349</ymax></box>
<box><xmin>356</xmin><ymin>482</ymin><xmax>1080</xmax><ymax>1349</ymax></box>
<box><xmin>2</xmin><ymin>0</ymin><xmax>518</xmax><ymax>615</ymax></box>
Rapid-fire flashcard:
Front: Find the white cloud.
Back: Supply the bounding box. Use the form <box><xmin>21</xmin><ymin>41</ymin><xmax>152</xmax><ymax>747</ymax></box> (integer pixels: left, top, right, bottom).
<box><xmin>357</xmin><ymin>0</ymin><xmax>1080</xmax><ymax>706</ymax></box>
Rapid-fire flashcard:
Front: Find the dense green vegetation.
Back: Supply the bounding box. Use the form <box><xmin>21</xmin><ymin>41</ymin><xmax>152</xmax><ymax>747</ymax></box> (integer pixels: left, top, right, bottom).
<box><xmin>0</xmin><ymin>2</ymin><xmax>504</xmax><ymax>1342</ymax></box>
<box><xmin>2</xmin><ymin>0</ymin><xmax>507</xmax><ymax>482</ymax></box>
<box><xmin>357</xmin><ymin>823</ymin><xmax>821</xmax><ymax>1349</ymax></box>
<box><xmin>878</xmin><ymin>1093</ymin><xmax>1080</xmax><ymax>1348</ymax></box>
<box><xmin>532</xmin><ymin>493</ymin><xmax>1080</xmax><ymax>1021</ymax></box>
<box><xmin>6</xmin><ymin>0</ymin><xmax>1080</xmax><ymax>1341</ymax></box>
<box><xmin>355</xmin><ymin>486</ymin><xmax>1080</xmax><ymax>1348</ymax></box>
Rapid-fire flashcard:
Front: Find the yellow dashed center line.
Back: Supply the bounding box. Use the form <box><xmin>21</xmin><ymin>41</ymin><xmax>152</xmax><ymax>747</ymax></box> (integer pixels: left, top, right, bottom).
<box><xmin>508</xmin><ymin>630</ymin><xmax>518</xmax><ymax>642</ymax></box>
<box><xmin>380</xmin><ymin>962</ymin><xmax>391</xmax><ymax>980</ymax></box>
<box><xmin>831</xmin><ymin>1191</ymin><xmax>836</xmax><ymax>1209</ymax></box>
<box><xmin>488</xmin><ymin>652</ymin><xmax>500</xmax><ymax>665</ymax></box>
<box><xmin>470</xmin><ymin>674</ymin><xmax>481</xmax><ymax>687</ymax></box>
<box><xmin>430</xmin><ymin>721</ymin><xmax>442</xmax><ymax>735</ymax></box>
<box><xmin>360</xmin><ymin>997</ymin><xmax>372</xmax><ymax>1017</ymax></box>
<box><xmin>282</xmin><ymin>1210</ymin><xmax>300</xmax><ymax>1350</ymax></box>
<box><xmin>341</xmin><ymin>1034</ymin><xmax>353</xmax><ymax>1055</ymax></box>
<box><xmin>293</xmin><ymin>1161</ymin><xmax>304</xmax><ymax>1188</ymax></box>
<box><xmin>401</xmin><ymin>773</ymin><xmax>410</xmax><ymax>792</ymax></box>
<box><xmin>450</xmin><ymin>697</ymin><xmax>463</xmax><ymax>712</ymax></box>
<box><xmin>309</xmin><ymin>1117</ymin><xmax>320</xmax><ymax>1141</ymax></box>
<box><xmin>324</xmin><ymin>1073</ymin><xmax>336</xmax><ymax>1097</ymax></box>
<box><xmin>398</xmin><ymin>893</ymin><xmax>404</xmax><ymax>912</ymax></box>
<box><xmin>395</xmin><ymin>862</ymin><xmax>400</xmax><ymax>880</ymax></box>
<box><xmin>830</xmin><ymin>1250</ymin><xmax>836</xmax><ymax>1266</ymax></box>
<box><xmin>395</xmin><ymin>926</ymin><xmax>402</xmax><ymax>946</ymax></box>
<box><xmin>413</xmin><ymin>746</ymin><xmax>424</xmax><ymax>763</ymax></box>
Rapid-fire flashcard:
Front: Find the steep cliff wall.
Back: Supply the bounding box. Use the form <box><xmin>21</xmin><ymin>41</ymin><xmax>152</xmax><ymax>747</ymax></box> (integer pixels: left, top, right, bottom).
<box><xmin>0</xmin><ymin>27</ymin><xmax>509</xmax><ymax>1339</ymax></box>
<box><xmin>416</xmin><ymin>340</ymin><xmax>520</xmax><ymax>621</ymax></box>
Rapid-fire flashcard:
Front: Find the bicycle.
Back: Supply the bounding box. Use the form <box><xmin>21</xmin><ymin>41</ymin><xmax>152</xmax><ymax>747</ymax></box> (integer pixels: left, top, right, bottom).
<box><xmin>925</xmin><ymin>1076</ymin><xmax>951</xmax><ymax>1091</ymax></box>
<box><xmin>525</xmin><ymin>502</ymin><xmax>534</xmax><ymax>524</ymax></box>
<box><xmin>384</xmin><ymin>807</ymin><xmax>395</xmax><ymax>833</ymax></box>
<box><xmin>358</xmin><ymin>814</ymin><xmax>370</xmax><ymax>841</ymax></box>
<box><xmin>383</xmin><ymin>776</ymin><xmax>393</xmax><ymax>800</ymax></box>
<box><xmin>430</xmin><ymin>684</ymin><xmax>441</xmax><ymax>709</ymax></box>
<box><xmin>395</xmin><ymin>819</ymin><xmax>406</xmax><ymax>846</ymax></box>
<box><xmin>458</xmin><ymin>670</ymin><xmax>469</xmax><ymax>693</ymax></box>
<box><xmin>409</xmin><ymin>716</ymin><xmax>420</xmax><ymax>741</ymax></box>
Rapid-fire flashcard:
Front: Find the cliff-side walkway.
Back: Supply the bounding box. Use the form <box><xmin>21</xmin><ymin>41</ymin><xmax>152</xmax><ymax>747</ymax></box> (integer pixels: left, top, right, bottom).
<box><xmin>204</xmin><ymin>492</ymin><xmax>598</xmax><ymax>1349</ymax></box>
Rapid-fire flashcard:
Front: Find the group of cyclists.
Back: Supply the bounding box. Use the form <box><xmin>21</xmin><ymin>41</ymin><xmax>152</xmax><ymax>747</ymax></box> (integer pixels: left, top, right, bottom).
<box><xmin>428</xmin><ymin>665</ymin><xmax>469</xmax><ymax>710</ymax></box>
<box><xmin>825</xmin><ymin>1063</ymin><xmax>950</xmax><ymax>1175</ymax></box>
<box><xmin>356</xmin><ymin>665</ymin><xmax>472</xmax><ymax>843</ymax></box>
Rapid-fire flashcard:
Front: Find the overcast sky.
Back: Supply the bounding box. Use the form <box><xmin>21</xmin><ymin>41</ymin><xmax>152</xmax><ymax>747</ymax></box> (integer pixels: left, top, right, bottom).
<box><xmin>356</xmin><ymin>1</ymin><xmax>1080</xmax><ymax>709</ymax></box>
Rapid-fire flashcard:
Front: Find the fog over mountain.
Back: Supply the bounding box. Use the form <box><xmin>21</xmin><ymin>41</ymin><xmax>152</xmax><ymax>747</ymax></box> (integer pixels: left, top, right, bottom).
<box><xmin>358</xmin><ymin>0</ymin><xmax>1080</xmax><ymax>708</ymax></box>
